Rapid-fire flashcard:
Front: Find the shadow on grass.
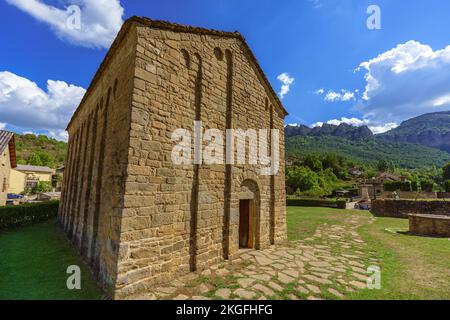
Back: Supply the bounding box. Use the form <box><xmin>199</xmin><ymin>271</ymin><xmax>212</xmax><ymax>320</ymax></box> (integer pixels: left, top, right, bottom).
<box><xmin>0</xmin><ymin>219</ymin><xmax>102</xmax><ymax>300</ymax></box>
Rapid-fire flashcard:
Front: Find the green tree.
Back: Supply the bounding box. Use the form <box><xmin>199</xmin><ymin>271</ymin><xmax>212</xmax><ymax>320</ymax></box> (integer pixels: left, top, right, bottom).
<box><xmin>443</xmin><ymin>162</ymin><xmax>450</xmax><ymax>180</ymax></box>
<box><xmin>31</xmin><ymin>181</ymin><xmax>53</xmax><ymax>194</ymax></box>
<box><xmin>286</xmin><ymin>166</ymin><xmax>320</xmax><ymax>192</ymax></box>
<box><xmin>36</xmin><ymin>152</ymin><xmax>54</xmax><ymax>167</ymax></box>
<box><xmin>421</xmin><ymin>180</ymin><xmax>435</xmax><ymax>192</ymax></box>
<box><xmin>304</xmin><ymin>155</ymin><xmax>323</xmax><ymax>172</ymax></box>
<box><xmin>27</xmin><ymin>153</ymin><xmax>43</xmax><ymax>166</ymax></box>
<box><xmin>444</xmin><ymin>180</ymin><xmax>450</xmax><ymax>192</ymax></box>
<box><xmin>377</xmin><ymin>159</ymin><xmax>390</xmax><ymax>173</ymax></box>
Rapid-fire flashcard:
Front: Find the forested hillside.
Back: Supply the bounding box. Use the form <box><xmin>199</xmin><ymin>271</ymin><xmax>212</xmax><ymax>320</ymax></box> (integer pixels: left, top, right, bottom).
<box><xmin>286</xmin><ymin>135</ymin><xmax>450</xmax><ymax>169</ymax></box>
<box><xmin>15</xmin><ymin>134</ymin><xmax>67</xmax><ymax>168</ymax></box>
<box><xmin>378</xmin><ymin>111</ymin><xmax>450</xmax><ymax>152</ymax></box>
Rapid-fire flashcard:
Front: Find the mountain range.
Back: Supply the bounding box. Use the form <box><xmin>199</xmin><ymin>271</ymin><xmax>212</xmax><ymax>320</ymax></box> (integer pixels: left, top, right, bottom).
<box><xmin>285</xmin><ymin>111</ymin><xmax>450</xmax><ymax>168</ymax></box>
<box><xmin>378</xmin><ymin>111</ymin><xmax>450</xmax><ymax>153</ymax></box>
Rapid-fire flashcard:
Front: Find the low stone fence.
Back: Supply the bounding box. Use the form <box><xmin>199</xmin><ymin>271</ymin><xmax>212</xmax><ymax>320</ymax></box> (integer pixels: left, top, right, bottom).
<box><xmin>409</xmin><ymin>214</ymin><xmax>450</xmax><ymax>237</ymax></box>
<box><xmin>371</xmin><ymin>199</ymin><xmax>450</xmax><ymax>219</ymax></box>
<box><xmin>437</xmin><ymin>192</ymin><xmax>450</xmax><ymax>199</ymax></box>
<box><xmin>381</xmin><ymin>191</ymin><xmax>450</xmax><ymax>200</ymax></box>
<box><xmin>381</xmin><ymin>191</ymin><xmax>435</xmax><ymax>199</ymax></box>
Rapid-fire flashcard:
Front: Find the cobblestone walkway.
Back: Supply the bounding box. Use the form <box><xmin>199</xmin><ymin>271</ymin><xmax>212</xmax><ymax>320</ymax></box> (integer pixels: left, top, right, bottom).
<box><xmin>131</xmin><ymin>214</ymin><xmax>380</xmax><ymax>300</ymax></box>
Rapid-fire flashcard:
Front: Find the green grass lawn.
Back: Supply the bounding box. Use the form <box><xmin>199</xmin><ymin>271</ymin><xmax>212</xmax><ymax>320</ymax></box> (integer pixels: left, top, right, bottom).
<box><xmin>0</xmin><ymin>220</ymin><xmax>102</xmax><ymax>300</ymax></box>
<box><xmin>286</xmin><ymin>206</ymin><xmax>368</xmax><ymax>241</ymax></box>
<box><xmin>2</xmin><ymin>208</ymin><xmax>449</xmax><ymax>300</ymax></box>
<box><xmin>354</xmin><ymin>216</ymin><xmax>450</xmax><ymax>300</ymax></box>
<box><xmin>287</xmin><ymin>207</ymin><xmax>450</xmax><ymax>300</ymax></box>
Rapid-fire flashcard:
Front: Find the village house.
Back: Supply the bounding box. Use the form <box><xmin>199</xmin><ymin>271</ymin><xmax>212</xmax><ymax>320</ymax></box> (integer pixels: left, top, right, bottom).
<box><xmin>359</xmin><ymin>172</ymin><xmax>402</xmax><ymax>200</ymax></box>
<box><xmin>59</xmin><ymin>17</ymin><xmax>288</xmax><ymax>299</ymax></box>
<box><xmin>0</xmin><ymin>130</ymin><xmax>17</xmax><ymax>206</ymax></box>
<box><xmin>8</xmin><ymin>164</ymin><xmax>55</xmax><ymax>194</ymax></box>
<box><xmin>53</xmin><ymin>166</ymin><xmax>65</xmax><ymax>192</ymax></box>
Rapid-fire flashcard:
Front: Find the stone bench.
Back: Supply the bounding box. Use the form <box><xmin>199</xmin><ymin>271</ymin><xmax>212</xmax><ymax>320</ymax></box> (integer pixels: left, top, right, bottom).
<box><xmin>408</xmin><ymin>214</ymin><xmax>450</xmax><ymax>238</ymax></box>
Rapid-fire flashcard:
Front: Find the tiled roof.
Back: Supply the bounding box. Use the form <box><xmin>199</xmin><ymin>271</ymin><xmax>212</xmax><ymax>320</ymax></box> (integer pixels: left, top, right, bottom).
<box><xmin>15</xmin><ymin>164</ymin><xmax>54</xmax><ymax>173</ymax></box>
<box><xmin>67</xmin><ymin>16</ymin><xmax>288</xmax><ymax>130</ymax></box>
<box><xmin>0</xmin><ymin>130</ymin><xmax>14</xmax><ymax>154</ymax></box>
<box><xmin>0</xmin><ymin>130</ymin><xmax>17</xmax><ymax>168</ymax></box>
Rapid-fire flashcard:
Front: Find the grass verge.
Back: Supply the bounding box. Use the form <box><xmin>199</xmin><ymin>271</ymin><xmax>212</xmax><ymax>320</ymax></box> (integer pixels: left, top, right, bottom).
<box><xmin>0</xmin><ymin>219</ymin><xmax>102</xmax><ymax>300</ymax></box>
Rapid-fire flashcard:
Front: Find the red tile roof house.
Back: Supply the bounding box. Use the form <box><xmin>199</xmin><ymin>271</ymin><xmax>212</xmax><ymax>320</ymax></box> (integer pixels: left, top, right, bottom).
<box><xmin>0</xmin><ymin>130</ymin><xmax>17</xmax><ymax>206</ymax></box>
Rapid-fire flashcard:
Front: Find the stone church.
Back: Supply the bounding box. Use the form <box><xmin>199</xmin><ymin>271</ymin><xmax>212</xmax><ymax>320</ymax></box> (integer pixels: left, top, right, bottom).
<box><xmin>59</xmin><ymin>16</ymin><xmax>287</xmax><ymax>299</ymax></box>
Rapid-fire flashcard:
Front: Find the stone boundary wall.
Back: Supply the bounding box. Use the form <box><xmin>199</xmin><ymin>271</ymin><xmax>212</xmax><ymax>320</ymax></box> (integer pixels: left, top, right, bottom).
<box><xmin>437</xmin><ymin>192</ymin><xmax>450</xmax><ymax>199</ymax></box>
<box><xmin>409</xmin><ymin>214</ymin><xmax>450</xmax><ymax>237</ymax></box>
<box><xmin>372</xmin><ymin>199</ymin><xmax>450</xmax><ymax>219</ymax></box>
<box><xmin>381</xmin><ymin>191</ymin><xmax>450</xmax><ymax>200</ymax></box>
<box><xmin>381</xmin><ymin>191</ymin><xmax>436</xmax><ymax>199</ymax></box>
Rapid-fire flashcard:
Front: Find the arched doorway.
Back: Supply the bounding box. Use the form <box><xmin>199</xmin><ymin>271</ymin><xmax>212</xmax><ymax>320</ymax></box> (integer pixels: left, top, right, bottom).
<box><xmin>238</xmin><ymin>179</ymin><xmax>260</xmax><ymax>249</ymax></box>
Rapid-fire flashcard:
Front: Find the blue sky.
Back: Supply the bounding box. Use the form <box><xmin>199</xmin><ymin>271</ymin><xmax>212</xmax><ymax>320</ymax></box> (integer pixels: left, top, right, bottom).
<box><xmin>1</xmin><ymin>0</ymin><xmax>450</xmax><ymax>140</ymax></box>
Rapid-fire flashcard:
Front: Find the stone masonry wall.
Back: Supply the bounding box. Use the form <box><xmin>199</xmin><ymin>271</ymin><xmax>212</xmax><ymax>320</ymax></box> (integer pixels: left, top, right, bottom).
<box><xmin>114</xmin><ymin>23</ymin><xmax>287</xmax><ymax>298</ymax></box>
<box><xmin>372</xmin><ymin>199</ymin><xmax>450</xmax><ymax>219</ymax></box>
<box><xmin>0</xmin><ymin>147</ymin><xmax>12</xmax><ymax>206</ymax></box>
<box><xmin>409</xmin><ymin>214</ymin><xmax>450</xmax><ymax>237</ymax></box>
<box><xmin>60</xmin><ymin>18</ymin><xmax>287</xmax><ymax>299</ymax></box>
<box><xmin>59</xmin><ymin>23</ymin><xmax>137</xmax><ymax>297</ymax></box>
<box><xmin>381</xmin><ymin>191</ymin><xmax>438</xmax><ymax>200</ymax></box>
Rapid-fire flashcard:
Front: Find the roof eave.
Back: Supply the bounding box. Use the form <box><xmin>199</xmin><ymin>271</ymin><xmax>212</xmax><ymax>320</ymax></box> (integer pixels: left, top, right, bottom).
<box><xmin>67</xmin><ymin>16</ymin><xmax>288</xmax><ymax>132</ymax></box>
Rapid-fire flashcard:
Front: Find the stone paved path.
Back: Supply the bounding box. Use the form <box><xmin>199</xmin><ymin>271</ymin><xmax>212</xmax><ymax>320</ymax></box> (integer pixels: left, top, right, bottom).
<box><xmin>130</xmin><ymin>214</ymin><xmax>380</xmax><ymax>300</ymax></box>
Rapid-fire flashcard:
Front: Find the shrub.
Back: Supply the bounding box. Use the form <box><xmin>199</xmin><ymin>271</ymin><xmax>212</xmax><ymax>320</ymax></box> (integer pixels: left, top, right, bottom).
<box><xmin>31</xmin><ymin>181</ymin><xmax>53</xmax><ymax>194</ymax></box>
<box><xmin>384</xmin><ymin>181</ymin><xmax>413</xmax><ymax>192</ymax></box>
<box><xmin>286</xmin><ymin>198</ymin><xmax>346</xmax><ymax>209</ymax></box>
<box><xmin>420</xmin><ymin>180</ymin><xmax>435</xmax><ymax>192</ymax></box>
<box><xmin>444</xmin><ymin>180</ymin><xmax>450</xmax><ymax>192</ymax></box>
<box><xmin>400</xmin><ymin>181</ymin><xmax>412</xmax><ymax>192</ymax></box>
<box><xmin>0</xmin><ymin>201</ymin><xmax>59</xmax><ymax>229</ymax></box>
<box><xmin>384</xmin><ymin>181</ymin><xmax>402</xmax><ymax>192</ymax></box>
<box><xmin>286</xmin><ymin>166</ymin><xmax>320</xmax><ymax>192</ymax></box>
<box><xmin>443</xmin><ymin>162</ymin><xmax>450</xmax><ymax>180</ymax></box>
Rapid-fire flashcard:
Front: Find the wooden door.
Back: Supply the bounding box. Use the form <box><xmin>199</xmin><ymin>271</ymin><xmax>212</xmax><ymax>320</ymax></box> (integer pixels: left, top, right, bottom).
<box><xmin>239</xmin><ymin>200</ymin><xmax>250</xmax><ymax>248</ymax></box>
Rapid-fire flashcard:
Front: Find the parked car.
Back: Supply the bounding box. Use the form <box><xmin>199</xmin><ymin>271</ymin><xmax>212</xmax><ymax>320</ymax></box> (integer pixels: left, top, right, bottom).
<box><xmin>7</xmin><ymin>193</ymin><xmax>24</xmax><ymax>200</ymax></box>
<box><xmin>355</xmin><ymin>200</ymin><xmax>371</xmax><ymax>210</ymax></box>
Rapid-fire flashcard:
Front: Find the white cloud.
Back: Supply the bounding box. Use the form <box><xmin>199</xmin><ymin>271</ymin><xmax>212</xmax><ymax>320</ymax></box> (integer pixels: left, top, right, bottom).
<box><xmin>311</xmin><ymin>117</ymin><xmax>398</xmax><ymax>134</ymax></box>
<box><xmin>326</xmin><ymin>117</ymin><xmax>368</xmax><ymax>126</ymax></box>
<box><xmin>48</xmin><ymin>129</ymin><xmax>69</xmax><ymax>141</ymax></box>
<box><xmin>308</xmin><ymin>41</ymin><xmax>450</xmax><ymax>134</ymax></box>
<box><xmin>0</xmin><ymin>71</ymin><xmax>86</xmax><ymax>141</ymax></box>
<box><xmin>315</xmin><ymin>88</ymin><xmax>357</xmax><ymax>102</ymax></box>
<box><xmin>357</xmin><ymin>40</ymin><xmax>450</xmax><ymax>123</ymax></box>
<box><xmin>368</xmin><ymin>122</ymin><xmax>399</xmax><ymax>134</ymax></box>
<box><xmin>314</xmin><ymin>88</ymin><xmax>325</xmax><ymax>95</ymax></box>
<box><xmin>323</xmin><ymin>89</ymin><xmax>356</xmax><ymax>102</ymax></box>
<box><xmin>277</xmin><ymin>73</ymin><xmax>295</xmax><ymax>99</ymax></box>
<box><xmin>5</xmin><ymin>0</ymin><xmax>124</xmax><ymax>49</ymax></box>
<box><xmin>0</xmin><ymin>123</ymin><xmax>6</xmax><ymax>130</ymax></box>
